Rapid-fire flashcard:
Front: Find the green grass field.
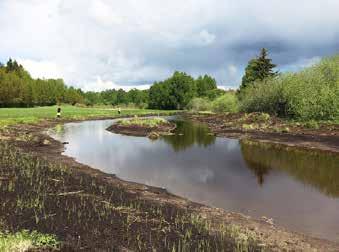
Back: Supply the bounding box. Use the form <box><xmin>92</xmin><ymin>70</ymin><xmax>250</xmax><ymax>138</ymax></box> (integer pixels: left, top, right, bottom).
<box><xmin>0</xmin><ymin>105</ymin><xmax>177</xmax><ymax>128</ymax></box>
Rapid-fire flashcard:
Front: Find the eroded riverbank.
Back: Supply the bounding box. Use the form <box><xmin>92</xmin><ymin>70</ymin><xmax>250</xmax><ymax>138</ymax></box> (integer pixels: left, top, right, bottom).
<box><xmin>0</xmin><ymin>116</ymin><xmax>338</xmax><ymax>251</ymax></box>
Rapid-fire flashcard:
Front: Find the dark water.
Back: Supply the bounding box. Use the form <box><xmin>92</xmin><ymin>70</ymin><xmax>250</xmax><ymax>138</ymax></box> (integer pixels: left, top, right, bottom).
<box><xmin>49</xmin><ymin>117</ymin><xmax>339</xmax><ymax>242</ymax></box>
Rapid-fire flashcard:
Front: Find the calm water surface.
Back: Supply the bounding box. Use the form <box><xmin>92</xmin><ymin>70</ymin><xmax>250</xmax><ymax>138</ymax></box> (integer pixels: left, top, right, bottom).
<box><xmin>50</xmin><ymin>117</ymin><xmax>339</xmax><ymax>242</ymax></box>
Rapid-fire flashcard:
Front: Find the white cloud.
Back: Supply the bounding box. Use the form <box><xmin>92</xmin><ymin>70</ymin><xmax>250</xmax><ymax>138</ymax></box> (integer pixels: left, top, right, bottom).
<box><xmin>197</xmin><ymin>30</ymin><xmax>216</xmax><ymax>46</ymax></box>
<box><xmin>1</xmin><ymin>0</ymin><xmax>338</xmax><ymax>90</ymax></box>
<box><xmin>228</xmin><ymin>65</ymin><xmax>238</xmax><ymax>76</ymax></box>
<box><xmin>89</xmin><ymin>0</ymin><xmax>124</xmax><ymax>26</ymax></box>
<box><xmin>18</xmin><ymin>59</ymin><xmax>63</xmax><ymax>79</ymax></box>
<box><xmin>83</xmin><ymin>77</ymin><xmax>150</xmax><ymax>92</ymax></box>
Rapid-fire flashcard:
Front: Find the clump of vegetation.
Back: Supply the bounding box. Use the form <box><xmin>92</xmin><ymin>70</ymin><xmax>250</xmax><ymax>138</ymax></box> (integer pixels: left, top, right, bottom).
<box><xmin>239</xmin><ymin>55</ymin><xmax>339</xmax><ymax>121</ymax></box>
<box><xmin>187</xmin><ymin>92</ymin><xmax>239</xmax><ymax>113</ymax></box>
<box><xmin>238</xmin><ymin>77</ymin><xmax>287</xmax><ymax>116</ymax></box>
<box><xmin>117</xmin><ymin>117</ymin><xmax>169</xmax><ymax>127</ymax></box>
<box><xmin>304</xmin><ymin>120</ymin><xmax>320</xmax><ymax>129</ymax></box>
<box><xmin>242</xmin><ymin>124</ymin><xmax>256</xmax><ymax>131</ymax></box>
<box><xmin>0</xmin><ymin>230</ymin><xmax>59</xmax><ymax>251</ymax></box>
<box><xmin>187</xmin><ymin>97</ymin><xmax>212</xmax><ymax>112</ymax></box>
<box><xmin>211</xmin><ymin>93</ymin><xmax>239</xmax><ymax>113</ymax></box>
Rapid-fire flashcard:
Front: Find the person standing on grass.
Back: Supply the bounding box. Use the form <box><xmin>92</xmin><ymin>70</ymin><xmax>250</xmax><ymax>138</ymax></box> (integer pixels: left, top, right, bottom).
<box><xmin>118</xmin><ymin>107</ymin><xmax>121</xmax><ymax>115</ymax></box>
<box><xmin>57</xmin><ymin>106</ymin><xmax>61</xmax><ymax>118</ymax></box>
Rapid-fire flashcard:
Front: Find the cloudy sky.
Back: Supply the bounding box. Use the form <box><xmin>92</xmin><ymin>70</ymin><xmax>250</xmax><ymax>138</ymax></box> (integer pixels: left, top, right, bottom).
<box><xmin>1</xmin><ymin>0</ymin><xmax>339</xmax><ymax>91</ymax></box>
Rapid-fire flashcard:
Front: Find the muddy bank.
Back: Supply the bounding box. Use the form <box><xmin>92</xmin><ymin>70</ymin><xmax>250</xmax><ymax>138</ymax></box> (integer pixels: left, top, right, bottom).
<box><xmin>186</xmin><ymin>112</ymin><xmax>339</xmax><ymax>153</ymax></box>
<box><xmin>107</xmin><ymin>121</ymin><xmax>176</xmax><ymax>138</ymax></box>
<box><xmin>0</xmin><ymin>117</ymin><xmax>338</xmax><ymax>251</ymax></box>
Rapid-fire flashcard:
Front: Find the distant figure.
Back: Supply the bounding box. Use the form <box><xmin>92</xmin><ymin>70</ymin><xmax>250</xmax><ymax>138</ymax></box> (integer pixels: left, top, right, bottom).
<box><xmin>118</xmin><ymin>107</ymin><xmax>121</xmax><ymax>115</ymax></box>
<box><xmin>57</xmin><ymin>107</ymin><xmax>61</xmax><ymax>118</ymax></box>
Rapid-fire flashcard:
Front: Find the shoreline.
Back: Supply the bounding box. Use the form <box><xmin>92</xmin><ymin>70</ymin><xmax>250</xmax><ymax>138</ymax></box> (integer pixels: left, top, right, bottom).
<box><xmin>1</xmin><ymin>115</ymin><xmax>338</xmax><ymax>250</ymax></box>
<box><xmin>186</xmin><ymin>112</ymin><xmax>339</xmax><ymax>154</ymax></box>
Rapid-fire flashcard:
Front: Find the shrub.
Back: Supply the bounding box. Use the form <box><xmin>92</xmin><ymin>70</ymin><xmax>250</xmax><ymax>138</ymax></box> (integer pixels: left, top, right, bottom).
<box><xmin>239</xmin><ymin>77</ymin><xmax>288</xmax><ymax>117</ymax></box>
<box><xmin>283</xmin><ymin>56</ymin><xmax>339</xmax><ymax>120</ymax></box>
<box><xmin>187</xmin><ymin>97</ymin><xmax>211</xmax><ymax>112</ymax></box>
<box><xmin>239</xmin><ymin>55</ymin><xmax>339</xmax><ymax>121</ymax></box>
<box><xmin>304</xmin><ymin>120</ymin><xmax>320</xmax><ymax>129</ymax></box>
<box><xmin>211</xmin><ymin>93</ymin><xmax>239</xmax><ymax>113</ymax></box>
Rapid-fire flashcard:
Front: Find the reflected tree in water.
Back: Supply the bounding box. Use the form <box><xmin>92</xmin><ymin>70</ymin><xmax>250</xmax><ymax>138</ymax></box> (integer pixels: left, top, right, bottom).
<box><xmin>240</xmin><ymin>139</ymin><xmax>339</xmax><ymax>197</ymax></box>
<box><xmin>162</xmin><ymin>120</ymin><xmax>216</xmax><ymax>151</ymax></box>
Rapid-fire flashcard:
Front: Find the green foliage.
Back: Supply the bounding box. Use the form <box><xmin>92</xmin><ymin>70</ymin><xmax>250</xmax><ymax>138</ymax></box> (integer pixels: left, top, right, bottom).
<box><xmin>187</xmin><ymin>97</ymin><xmax>211</xmax><ymax>112</ymax></box>
<box><xmin>239</xmin><ymin>55</ymin><xmax>339</xmax><ymax>120</ymax></box>
<box><xmin>0</xmin><ymin>59</ymin><xmax>83</xmax><ymax>107</ymax></box>
<box><xmin>211</xmin><ymin>93</ymin><xmax>239</xmax><ymax>113</ymax></box>
<box><xmin>83</xmin><ymin>88</ymin><xmax>149</xmax><ymax>107</ymax></box>
<box><xmin>304</xmin><ymin>120</ymin><xmax>320</xmax><ymax>129</ymax></box>
<box><xmin>0</xmin><ymin>58</ymin><xmax>224</xmax><ymax>110</ymax></box>
<box><xmin>0</xmin><ymin>230</ymin><xmax>59</xmax><ymax>251</ymax></box>
<box><xmin>149</xmin><ymin>71</ymin><xmax>196</xmax><ymax>110</ymax></box>
<box><xmin>239</xmin><ymin>77</ymin><xmax>288</xmax><ymax>116</ymax></box>
<box><xmin>195</xmin><ymin>75</ymin><xmax>217</xmax><ymax>97</ymax></box>
<box><xmin>187</xmin><ymin>93</ymin><xmax>239</xmax><ymax>113</ymax></box>
<box><xmin>254</xmin><ymin>112</ymin><xmax>270</xmax><ymax>122</ymax></box>
<box><xmin>240</xmin><ymin>48</ymin><xmax>277</xmax><ymax>91</ymax></box>
<box><xmin>204</xmin><ymin>88</ymin><xmax>225</xmax><ymax>100</ymax></box>
<box><xmin>0</xmin><ymin>58</ymin><xmax>150</xmax><ymax>108</ymax></box>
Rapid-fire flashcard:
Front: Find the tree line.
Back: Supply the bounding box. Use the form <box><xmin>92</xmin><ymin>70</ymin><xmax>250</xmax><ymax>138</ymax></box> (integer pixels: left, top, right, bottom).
<box><xmin>0</xmin><ymin>59</ymin><xmax>83</xmax><ymax>107</ymax></box>
<box><xmin>2</xmin><ymin>50</ymin><xmax>337</xmax><ymax>121</ymax></box>
<box><xmin>0</xmin><ymin>58</ymin><xmax>224</xmax><ymax>109</ymax></box>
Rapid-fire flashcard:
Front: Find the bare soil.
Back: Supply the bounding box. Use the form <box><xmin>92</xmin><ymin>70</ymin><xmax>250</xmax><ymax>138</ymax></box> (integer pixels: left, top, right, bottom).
<box><xmin>186</xmin><ymin>112</ymin><xmax>339</xmax><ymax>153</ymax></box>
<box><xmin>0</xmin><ymin>116</ymin><xmax>338</xmax><ymax>251</ymax></box>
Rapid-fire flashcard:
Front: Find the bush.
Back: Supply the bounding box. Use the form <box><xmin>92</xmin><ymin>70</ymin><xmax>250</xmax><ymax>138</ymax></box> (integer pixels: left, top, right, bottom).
<box><xmin>211</xmin><ymin>93</ymin><xmax>239</xmax><ymax>113</ymax></box>
<box><xmin>283</xmin><ymin>56</ymin><xmax>339</xmax><ymax>120</ymax></box>
<box><xmin>239</xmin><ymin>77</ymin><xmax>288</xmax><ymax>116</ymax></box>
<box><xmin>187</xmin><ymin>97</ymin><xmax>211</xmax><ymax>112</ymax></box>
<box><xmin>304</xmin><ymin>120</ymin><xmax>320</xmax><ymax>129</ymax></box>
<box><xmin>239</xmin><ymin>55</ymin><xmax>339</xmax><ymax>121</ymax></box>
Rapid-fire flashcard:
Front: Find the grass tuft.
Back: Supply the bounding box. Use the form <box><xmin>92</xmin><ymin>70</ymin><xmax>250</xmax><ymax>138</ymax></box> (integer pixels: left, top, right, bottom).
<box><xmin>117</xmin><ymin>117</ymin><xmax>169</xmax><ymax>127</ymax></box>
<box><xmin>0</xmin><ymin>230</ymin><xmax>59</xmax><ymax>252</ymax></box>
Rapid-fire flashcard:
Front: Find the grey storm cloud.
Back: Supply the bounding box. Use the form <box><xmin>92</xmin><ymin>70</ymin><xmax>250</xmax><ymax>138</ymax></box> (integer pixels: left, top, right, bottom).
<box><xmin>0</xmin><ymin>0</ymin><xmax>339</xmax><ymax>91</ymax></box>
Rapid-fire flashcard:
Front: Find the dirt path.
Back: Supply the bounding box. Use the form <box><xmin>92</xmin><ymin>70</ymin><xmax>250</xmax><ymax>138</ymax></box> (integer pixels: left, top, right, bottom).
<box><xmin>0</xmin><ymin>116</ymin><xmax>338</xmax><ymax>251</ymax></box>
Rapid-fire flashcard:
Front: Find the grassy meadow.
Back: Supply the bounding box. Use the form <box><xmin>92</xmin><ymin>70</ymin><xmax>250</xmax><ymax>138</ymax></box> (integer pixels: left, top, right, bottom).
<box><xmin>0</xmin><ymin>105</ymin><xmax>177</xmax><ymax>128</ymax></box>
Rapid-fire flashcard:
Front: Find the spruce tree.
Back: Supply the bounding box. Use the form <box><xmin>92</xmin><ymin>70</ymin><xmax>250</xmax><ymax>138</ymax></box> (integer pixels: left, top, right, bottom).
<box><xmin>240</xmin><ymin>48</ymin><xmax>277</xmax><ymax>91</ymax></box>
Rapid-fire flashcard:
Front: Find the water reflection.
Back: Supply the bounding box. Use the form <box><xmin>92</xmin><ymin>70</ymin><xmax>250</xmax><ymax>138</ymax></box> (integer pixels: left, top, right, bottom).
<box><xmin>241</xmin><ymin>140</ymin><xmax>339</xmax><ymax>197</ymax></box>
<box><xmin>49</xmin><ymin>118</ymin><xmax>339</xmax><ymax>242</ymax></box>
<box><xmin>162</xmin><ymin>120</ymin><xmax>215</xmax><ymax>151</ymax></box>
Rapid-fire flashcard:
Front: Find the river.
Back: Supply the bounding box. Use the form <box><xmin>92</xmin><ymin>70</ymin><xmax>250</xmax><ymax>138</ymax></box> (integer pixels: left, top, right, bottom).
<box><xmin>49</xmin><ymin>117</ymin><xmax>339</xmax><ymax>242</ymax></box>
